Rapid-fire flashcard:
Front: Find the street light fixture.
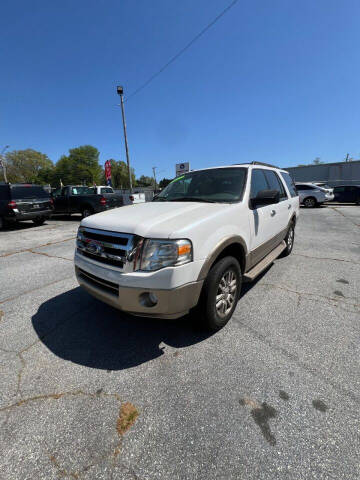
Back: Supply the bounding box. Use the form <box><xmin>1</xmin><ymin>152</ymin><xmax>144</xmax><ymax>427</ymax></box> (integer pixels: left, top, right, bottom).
<box><xmin>117</xmin><ymin>86</ymin><xmax>133</xmax><ymax>193</ymax></box>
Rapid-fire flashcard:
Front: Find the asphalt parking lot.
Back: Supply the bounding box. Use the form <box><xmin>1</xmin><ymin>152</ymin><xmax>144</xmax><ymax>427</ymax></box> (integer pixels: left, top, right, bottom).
<box><xmin>0</xmin><ymin>206</ymin><xmax>359</xmax><ymax>480</ymax></box>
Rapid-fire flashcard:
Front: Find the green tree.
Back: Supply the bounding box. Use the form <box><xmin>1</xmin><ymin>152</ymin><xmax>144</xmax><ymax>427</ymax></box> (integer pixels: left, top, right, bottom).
<box><xmin>54</xmin><ymin>145</ymin><xmax>102</xmax><ymax>186</ymax></box>
<box><xmin>3</xmin><ymin>149</ymin><xmax>54</xmax><ymax>183</ymax></box>
<box><xmin>159</xmin><ymin>178</ymin><xmax>172</xmax><ymax>189</ymax></box>
<box><xmin>137</xmin><ymin>175</ymin><xmax>154</xmax><ymax>187</ymax></box>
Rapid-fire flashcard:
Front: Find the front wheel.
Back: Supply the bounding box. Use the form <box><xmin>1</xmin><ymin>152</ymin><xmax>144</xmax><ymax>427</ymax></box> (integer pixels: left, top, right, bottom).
<box><xmin>32</xmin><ymin>217</ymin><xmax>46</xmax><ymax>226</ymax></box>
<box><xmin>197</xmin><ymin>256</ymin><xmax>242</xmax><ymax>331</ymax></box>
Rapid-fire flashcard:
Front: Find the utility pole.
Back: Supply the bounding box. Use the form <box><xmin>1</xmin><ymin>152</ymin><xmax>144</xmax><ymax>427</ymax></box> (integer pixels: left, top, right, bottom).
<box><xmin>117</xmin><ymin>86</ymin><xmax>133</xmax><ymax>193</ymax></box>
<box><xmin>152</xmin><ymin>166</ymin><xmax>157</xmax><ymax>191</ymax></box>
<box><xmin>0</xmin><ymin>145</ymin><xmax>10</xmax><ymax>183</ymax></box>
<box><xmin>345</xmin><ymin>153</ymin><xmax>350</xmax><ymax>162</ymax></box>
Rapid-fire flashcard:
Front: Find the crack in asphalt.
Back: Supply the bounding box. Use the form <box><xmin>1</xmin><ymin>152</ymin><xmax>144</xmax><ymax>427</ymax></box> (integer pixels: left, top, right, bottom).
<box><xmin>0</xmin><ymin>236</ymin><xmax>76</xmax><ymax>258</ymax></box>
<box><xmin>28</xmin><ymin>248</ymin><xmax>72</xmax><ymax>262</ymax></box>
<box><xmin>259</xmin><ymin>282</ymin><xmax>360</xmax><ymax>311</ymax></box>
<box><xmin>1</xmin><ymin>390</ymin><xmax>139</xmax><ymax>479</ymax></box>
<box><xmin>0</xmin><ymin>275</ymin><xmax>75</xmax><ymax>305</ymax></box>
<box><xmin>329</xmin><ymin>207</ymin><xmax>360</xmax><ymax>227</ymax></box>
<box><xmin>293</xmin><ymin>252</ymin><xmax>360</xmax><ymax>265</ymax></box>
<box><xmin>236</xmin><ymin>320</ymin><xmax>360</xmax><ymax>406</ymax></box>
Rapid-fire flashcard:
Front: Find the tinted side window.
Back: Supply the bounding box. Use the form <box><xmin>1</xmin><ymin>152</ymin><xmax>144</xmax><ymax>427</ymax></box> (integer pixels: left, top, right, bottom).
<box><xmin>0</xmin><ymin>186</ymin><xmax>10</xmax><ymax>200</ymax></box>
<box><xmin>263</xmin><ymin>170</ymin><xmax>287</xmax><ymax>200</ymax></box>
<box><xmin>280</xmin><ymin>172</ymin><xmax>298</xmax><ymax>198</ymax></box>
<box><xmin>250</xmin><ymin>169</ymin><xmax>268</xmax><ymax>199</ymax></box>
<box><xmin>334</xmin><ymin>186</ymin><xmax>345</xmax><ymax>192</ymax></box>
<box><xmin>297</xmin><ymin>185</ymin><xmax>312</xmax><ymax>191</ymax></box>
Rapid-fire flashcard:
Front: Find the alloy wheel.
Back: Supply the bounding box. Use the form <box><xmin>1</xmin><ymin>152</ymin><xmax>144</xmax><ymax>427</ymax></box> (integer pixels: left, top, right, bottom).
<box><xmin>215</xmin><ymin>269</ymin><xmax>238</xmax><ymax>318</ymax></box>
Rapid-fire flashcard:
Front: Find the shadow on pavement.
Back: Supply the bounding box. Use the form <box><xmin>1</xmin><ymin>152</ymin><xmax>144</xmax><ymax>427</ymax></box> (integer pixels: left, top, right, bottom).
<box><xmin>32</xmin><ymin>287</ymin><xmax>213</xmax><ymax>371</ymax></box>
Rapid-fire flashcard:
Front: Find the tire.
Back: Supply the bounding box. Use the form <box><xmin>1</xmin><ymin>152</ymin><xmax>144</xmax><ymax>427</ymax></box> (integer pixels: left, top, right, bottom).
<box><xmin>32</xmin><ymin>217</ymin><xmax>46</xmax><ymax>226</ymax></box>
<box><xmin>82</xmin><ymin>207</ymin><xmax>94</xmax><ymax>218</ymax></box>
<box><xmin>303</xmin><ymin>197</ymin><xmax>316</xmax><ymax>208</ymax></box>
<box><xmin>197</xmin><ymin>256</ymin><xmax>242</xmax><ymax>331</ymax></box>
<box><xmin>280</xmin><ymin>222</ymin><xmax>295</xmax><ymax>257</ymax></box>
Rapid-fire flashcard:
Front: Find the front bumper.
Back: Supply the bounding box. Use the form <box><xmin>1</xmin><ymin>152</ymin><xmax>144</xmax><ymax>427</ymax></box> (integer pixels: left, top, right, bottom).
<box><xmin>75</xmin><ymin>266</ymin><xmax>203</xmax><ymax>319</ymax></box>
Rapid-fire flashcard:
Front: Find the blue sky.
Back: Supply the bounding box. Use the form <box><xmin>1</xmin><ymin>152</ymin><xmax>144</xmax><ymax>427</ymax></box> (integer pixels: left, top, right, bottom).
<box><xmin>1</xmin><ymin>0</ymin><xmax>360</xmax><ymax>180</ymax></box>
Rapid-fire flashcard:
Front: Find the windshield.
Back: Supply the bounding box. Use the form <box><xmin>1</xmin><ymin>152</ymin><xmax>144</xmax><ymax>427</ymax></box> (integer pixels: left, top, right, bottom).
<box><xmin>11</xmin><ymin>186</ymin><xmax>49</xmax><ymax>199</ymax></box>
<box><xmin>154</xmin><ymin>168</ymin><xmax>247</xmax><ymax>203</ymax></box>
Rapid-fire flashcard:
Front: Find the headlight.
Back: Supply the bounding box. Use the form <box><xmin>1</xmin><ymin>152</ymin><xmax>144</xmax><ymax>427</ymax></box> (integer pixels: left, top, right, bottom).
<box><xmin>140</xmin><ymin>239</ymin><xmax>192</xmax><ymax>271</ymax></box>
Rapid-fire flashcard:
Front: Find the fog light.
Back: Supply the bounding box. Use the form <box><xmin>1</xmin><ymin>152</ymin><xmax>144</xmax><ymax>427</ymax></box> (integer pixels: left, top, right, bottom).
<box><xmin>139</xmin><ymin>292</ymin><xmax>158</xmax><ymax>307</ymax></box>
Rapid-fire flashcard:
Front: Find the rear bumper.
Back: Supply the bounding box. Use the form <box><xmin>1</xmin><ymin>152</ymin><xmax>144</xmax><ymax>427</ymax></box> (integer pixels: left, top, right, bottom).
<box><xmin>75</xmin><ymin>266</ymin><xmax>203</xmax><ymax>319</ymax></box>
<box><xmin>5</xmin><ymin>209</ymin><xmax>52</xmax><ymax>221</ymax></box>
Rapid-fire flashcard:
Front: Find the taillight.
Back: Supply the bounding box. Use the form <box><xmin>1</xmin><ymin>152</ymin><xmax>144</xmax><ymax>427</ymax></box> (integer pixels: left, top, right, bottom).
<box><xmin>100</xmin><ymin>196</ymin><xmax>107</xmax><ymax>206</ymax></box>
<box><xmin>50</xmin><ymin>198</ymin><xmax>54</xmax><ymax>205</ymax></box>
<box><xmin>8</xmin><ymin>200</ymin><xmax>17</xmax><ymax>209</ymax></box>
<box><xmin>129</xmin><ymin>195</ymin><xmax>134</xmax><ymax>202</ymax></box>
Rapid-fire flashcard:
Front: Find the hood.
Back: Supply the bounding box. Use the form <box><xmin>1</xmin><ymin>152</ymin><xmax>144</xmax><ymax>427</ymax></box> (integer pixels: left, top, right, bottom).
<box><xmin>81</xmin><ymin>201</ymin><xmax>230</xmax><ymax>238</ymax></box>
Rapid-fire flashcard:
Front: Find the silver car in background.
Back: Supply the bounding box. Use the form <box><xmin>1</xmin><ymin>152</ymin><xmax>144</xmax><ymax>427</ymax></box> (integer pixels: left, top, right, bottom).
<box><xmin>295</xmin><ymin>182</ymin><xmax>335</xmax><ymax>207</ymax></box>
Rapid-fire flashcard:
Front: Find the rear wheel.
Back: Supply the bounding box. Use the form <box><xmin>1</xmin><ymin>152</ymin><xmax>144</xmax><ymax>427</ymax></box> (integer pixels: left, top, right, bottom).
<box><xmin>32</xmin><ymin>217</ymin><xmax>46</xmax><ymax>226</ymax></box>
<box><xmin>197</xmin><ymin>256</ymin><xmax>242</xmax><ymax>331</ymax></box>
<box><xmin>303</xmin><ymin>197</ymin><xmax>316</xmax><ymax>208</ymax></box>
<box><xmin>82</xmin><ymin>207</ymin><xmax>93</xmax><ymax>218</ymax></box>
<box><xmin>281</xmin><ymin>223</ymin><xmax>295</xmax><ymax>257</ymax></box>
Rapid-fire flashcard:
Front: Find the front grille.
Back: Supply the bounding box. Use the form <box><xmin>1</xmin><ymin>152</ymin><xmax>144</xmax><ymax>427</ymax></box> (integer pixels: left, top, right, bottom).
<box><xmin>77</xmin><ymin>227</ymin><xmax>135</xmax><ymax>271</ymax></box>
<box><xmin>82</xmin><ymin>230</ymin><xmax>128</xmax><ymax>245</ymax></box>
<box><xmin>77</xmin><ymin>267</ymin><xmax>118</xmax><ymax>296</ymax></box>
<box><xmin>79</xmin><ymin>249</ymin><xmax>124</xmax><ymax>268</ymax></box>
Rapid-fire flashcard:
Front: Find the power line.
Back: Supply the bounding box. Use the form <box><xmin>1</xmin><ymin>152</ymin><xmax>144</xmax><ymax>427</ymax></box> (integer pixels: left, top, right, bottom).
<box><xmin>125</xmin><ymin>0</ymin><xmax>239</xmax><ymax>102</ymax></box>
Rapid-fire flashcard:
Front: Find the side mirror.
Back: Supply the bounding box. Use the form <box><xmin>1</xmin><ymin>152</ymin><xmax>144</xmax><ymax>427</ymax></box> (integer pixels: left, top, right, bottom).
<box><xmin>251</xmin><ymin>189</ymin><xmax>279</xmax><ymax>208</ymax></box>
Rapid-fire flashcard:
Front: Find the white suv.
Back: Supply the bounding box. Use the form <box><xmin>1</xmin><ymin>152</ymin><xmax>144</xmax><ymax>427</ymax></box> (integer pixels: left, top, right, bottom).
<box><xmin>74</xmin><ymin>163</ymin><xmax>299</xmax><ymax>330</ymax></box>
<box><xmin>296</xmin><ymin>182</ymin><xmax>334</xmax><ymax>207</ymax></box>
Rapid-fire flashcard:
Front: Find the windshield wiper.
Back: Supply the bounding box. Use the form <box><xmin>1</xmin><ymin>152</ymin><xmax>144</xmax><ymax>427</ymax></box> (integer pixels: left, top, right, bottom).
<box><xmin>169</xmin><ymin>197</ymin><xmax>216</xmax><ymax>203</ymax></box>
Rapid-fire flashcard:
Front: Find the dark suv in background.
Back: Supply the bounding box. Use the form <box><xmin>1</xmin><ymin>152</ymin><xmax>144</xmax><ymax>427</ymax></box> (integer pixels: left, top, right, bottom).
<box><xmin>0</xmin><ymin>183</ymin><xmax>53</xmax><ymax>229</ymax></box>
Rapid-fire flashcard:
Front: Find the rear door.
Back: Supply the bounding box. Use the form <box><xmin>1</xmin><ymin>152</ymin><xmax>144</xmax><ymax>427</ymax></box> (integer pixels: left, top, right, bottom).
<box><xmin>333</xmin><ymin>186</ymin><xmax>346</xmax><ymax>202</ymax></box>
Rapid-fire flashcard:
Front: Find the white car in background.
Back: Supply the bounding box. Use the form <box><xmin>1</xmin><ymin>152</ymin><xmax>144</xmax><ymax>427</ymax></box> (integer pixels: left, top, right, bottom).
<box><xmin>295</xmin><ymin>182</ymin><xmax>334</xmax><ymax>207</ymax></box>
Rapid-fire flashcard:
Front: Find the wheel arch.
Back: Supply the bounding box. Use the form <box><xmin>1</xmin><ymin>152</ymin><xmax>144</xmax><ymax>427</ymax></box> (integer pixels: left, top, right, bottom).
<box><xmin>197</xmin><ymin>236</ymin><xmax>248</xmax><ymax>281</ymax></box>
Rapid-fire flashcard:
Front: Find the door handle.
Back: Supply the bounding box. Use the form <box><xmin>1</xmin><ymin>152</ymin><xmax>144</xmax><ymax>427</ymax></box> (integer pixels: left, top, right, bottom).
<box><xmin>288</xmin><ymin>204</ymin><xmax>291</xmax><ymax>210</ymax></box>
<box><xmin>271</xmin><ymin>209</ymin><xmax>276</xmax><ymax>216</ymax></box>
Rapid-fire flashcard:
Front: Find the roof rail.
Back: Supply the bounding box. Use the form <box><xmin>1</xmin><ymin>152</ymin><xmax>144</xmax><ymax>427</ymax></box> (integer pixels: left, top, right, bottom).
<box><xmin>233</xmin><ymin>161</ymin><xmax>279</xmax><ymax>168</ymax></box>
<box><xmin>251</xmin><ymin>161</ymin><xmax>279</xmax><ymax>168</ymax></box>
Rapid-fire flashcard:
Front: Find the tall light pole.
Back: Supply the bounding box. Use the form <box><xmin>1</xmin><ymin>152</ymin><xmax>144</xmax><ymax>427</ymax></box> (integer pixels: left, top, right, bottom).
<box><xmin>152</xmin><ymin>166</ymin><xmax>157</xmax><ymax>191</ymax></box>
<box><xmin>117</xmin><ymin>86</ymin><xmax>133</xmax><ymax>193</ymax></box>
<box><xmin>0</xmin><ymin>145</ymin><xmax>10</xmax><ymax>183</ymax></box>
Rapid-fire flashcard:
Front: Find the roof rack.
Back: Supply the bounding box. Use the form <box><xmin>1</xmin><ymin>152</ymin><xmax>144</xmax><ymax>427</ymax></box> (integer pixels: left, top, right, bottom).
<box><xmin>233</xmin><ymin>161</ymin><xmax>279</xmax><ymax>169</ymax></box>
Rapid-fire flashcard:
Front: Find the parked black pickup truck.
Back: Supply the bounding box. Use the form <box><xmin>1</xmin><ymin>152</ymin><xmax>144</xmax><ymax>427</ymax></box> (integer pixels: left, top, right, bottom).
<box><xmin>52</xmin><ymin>185</ymin><xmax>123</xmax><ymax>218</ymax></box>
<box><xmin>0</xmin><ymin>183</ymin><xmax>53</xmax><ymax>229</ymax></box>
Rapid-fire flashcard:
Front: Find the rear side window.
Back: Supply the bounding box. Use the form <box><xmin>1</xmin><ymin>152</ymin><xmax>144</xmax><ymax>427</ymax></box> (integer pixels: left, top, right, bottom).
<box><xmin>263</xmin><ymin>170</ymin><xmax>288</xmax><ymax>200</ymax></box>
<box><xmin>10</xmin><ymin>186</ymin><xmax>49</xmax><ymax>199</ymax></box>
<box><xmin>281</xmin><ymin>172</ymin><xmax>298</xmax><ymax>197</ymax></box>
<box><xmin>250</xmin><ymin>169</ymin><xmax>268</xmax><ymax>199</ymax></box>
<box><xmin>101</xmin><ymin>187</ymin><xmax>113</xmax><ymax>193</ymax></box>
<box><xmin>0</xmin><ymin>186</ymin><xmax>10</xmax><ymax>200</ymax></box>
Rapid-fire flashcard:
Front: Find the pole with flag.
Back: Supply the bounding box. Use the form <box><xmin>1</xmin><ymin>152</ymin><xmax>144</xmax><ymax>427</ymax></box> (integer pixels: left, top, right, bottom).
<box><xmin>105</xmin><ymin>160</ymin><xmax>112</xmax><ymax>186</ymax></box>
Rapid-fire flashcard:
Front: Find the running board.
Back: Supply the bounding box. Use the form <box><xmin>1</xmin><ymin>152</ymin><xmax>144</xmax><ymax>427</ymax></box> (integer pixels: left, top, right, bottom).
<box><xmin>243</xmin><ymin>241</ymin><xmax>286</xmax><ymax>282</ymax></box>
